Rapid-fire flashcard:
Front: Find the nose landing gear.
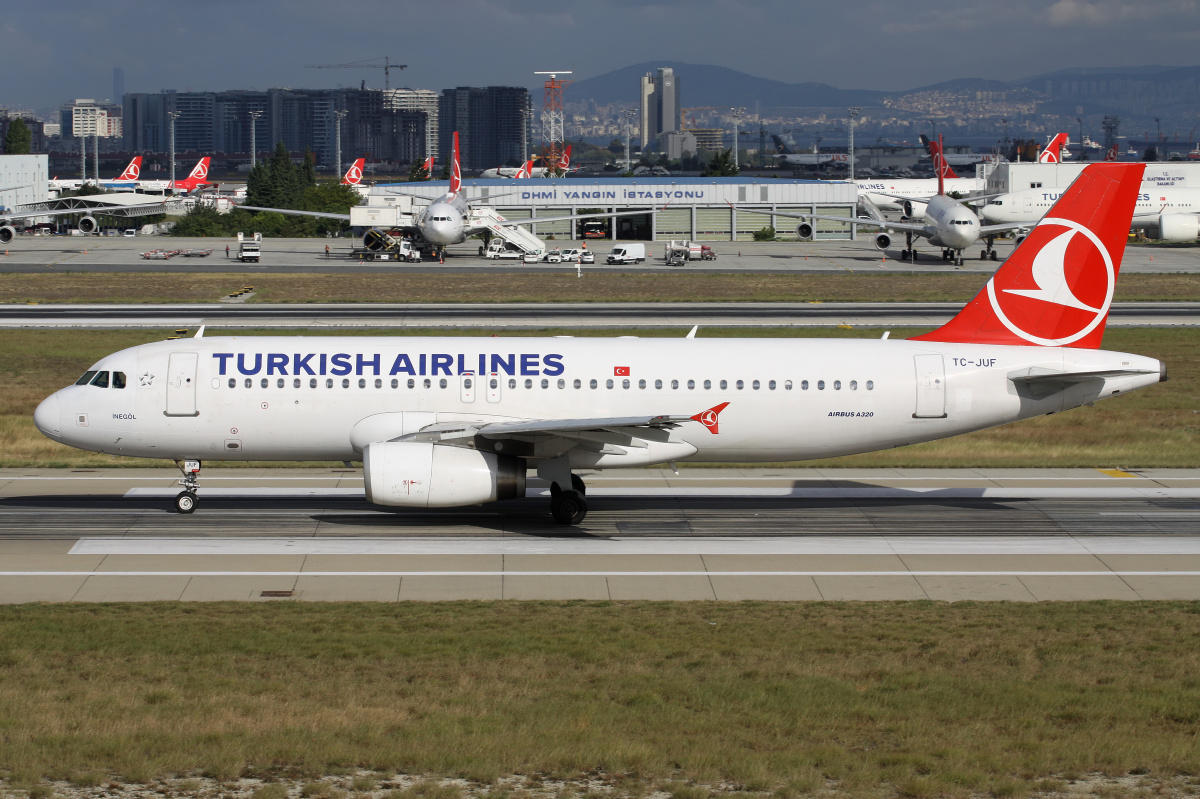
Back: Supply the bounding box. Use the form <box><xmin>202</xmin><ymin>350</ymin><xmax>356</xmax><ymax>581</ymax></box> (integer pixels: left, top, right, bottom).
<box><xmin>174</xmin><ymin>459</ymin><xmax>201</xmax><ymax>514</ymax></box>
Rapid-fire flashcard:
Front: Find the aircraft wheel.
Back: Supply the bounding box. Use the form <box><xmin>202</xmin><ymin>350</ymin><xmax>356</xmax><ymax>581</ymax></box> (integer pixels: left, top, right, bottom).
<box><xmin>175</xmin><ymin>491</ymin><xmax>197</xmax><ymax>514</ymax></box>
<box><xmin>551</xmin><ymin>490</ymin><xmax>588</xmax><ymax>525</ymax></box>
<box><xmin>981</xmin><ymin>249</ymin><xmax>988</xmax><ymax>260</ymax></box>
<box><xmin>990</xmin><ymin>250</ymin><xmax>999</xmax><ymax>261</ymax></box>
<box><xmin>955</xmin><ymin>257</ymin><xmax>964</xmax><ymax>267</ymax></box>
<box><xmin>912</xmin><ymin>251</ymin><xmax>919</xmax><ymax>261</ymax></box>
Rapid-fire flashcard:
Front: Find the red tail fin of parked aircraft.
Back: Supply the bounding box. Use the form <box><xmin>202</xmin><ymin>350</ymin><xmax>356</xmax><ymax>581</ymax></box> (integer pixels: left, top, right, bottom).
<box><xmin>1039</xmin><ymin>133</ymin><xmax>1069</xmax><ymax>163</ymax></box>
<box><xmin>911</xmin><ymin>163</ymin><xmax>1146</xmax><ymax>349</ymax></box>
<box><xmin>341</xmin><ymin>158</ymin><xmax>365</xmax><ymax>185</ymax></box>
<box><xmin>115</xmin><ymin>157</ymin><xmax>142</xmax><ymax>181</ymax></box>
<box><xmin>558</xmin><ymin>145</ymin><xmax>572</xmax><ymax>172</ymax></box>
<box><xmin>449</xmin><ymin>132</ymin><xmax>462</xmax><ymax>194</ymax></box>
<box><xmin>928</xmin><ymin>135</ymin><xmax>959</xmax><ymax>183</ymax></box>
<box><xmin>175</xmin><ymin>157</ymin><xmax>211</xmax><ymax>191</ymax></box>
<box><xmin>514</xmin><ymin>160</ymin><xmax>533</xmax><ymax>179</ymax></box>
<box><xmin>423</xmin><ymin>156</ymin><xmax>435</xmax><ymax>178</ymax></box>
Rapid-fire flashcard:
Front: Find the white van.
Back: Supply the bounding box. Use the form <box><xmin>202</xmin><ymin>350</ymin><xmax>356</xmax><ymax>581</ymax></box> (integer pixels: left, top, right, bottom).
<box><xmin>606</xmin><ymin>243</ymin><xmax>645</xmax><ymax>264</ymax></box>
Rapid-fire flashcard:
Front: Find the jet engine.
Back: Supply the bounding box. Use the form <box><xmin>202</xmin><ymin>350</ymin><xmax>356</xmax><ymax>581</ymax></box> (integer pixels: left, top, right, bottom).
<box><xmin>77</xmin><ymin>216</ymin><xmax>98</xmax><ymax>234</ymax></box>
<box><xmin>0</xmin><ymin>226</ymin><xmax>14</xmax><ymax>244</ymax></box>
<box><xmin>1155</xmin><ymin>213</ymin><xmax>1200</xmax><ymax>242</ymax></box>
<box><xmin>874</xmin><ymin>233</ymin><xmax>891</xmax><ymax>251</ymax></box>
<box><xmin>902</xmin><ymin>200</ymin><xmax>928</xmax><ymax>220</ymax></box>
<box><xmin>363</xmin><ymin>441</ymin><xmax>525</xmax><ymax>508</ymax></box>
<box><xmin>796</xmin><ymin>223</ymin><xmax>813</xmax><ymax>240</ymax></box>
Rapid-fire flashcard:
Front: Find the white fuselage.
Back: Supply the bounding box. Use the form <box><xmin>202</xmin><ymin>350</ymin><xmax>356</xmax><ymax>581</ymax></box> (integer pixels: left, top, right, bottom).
<box><xmin>35</xmin><ymin>336</ymin><xmax>1161</xmax><ymax>468</ymax></box>
<box><xmin>981</xmin><ymin>186</ymin><xmax>1200</xmax><ymax>228</ymax></box>
<box><xmin>479</xmin><ymin>167</ymin><xmax>550</xmax><ymax>178</ymax></box>
<box><xmin>857</xmin><ymin>177</ymin><xmax>987</xmax><ymax>212</ymax></box>
<box><xmin>908</xmin><ymin>195</ymin><xmax>982</xmax><ymax>251</ymax></box>
<box><xmin>417</xmin><ymin>192</ymin><xmax>471</xmax><ymax>245</ymax></box>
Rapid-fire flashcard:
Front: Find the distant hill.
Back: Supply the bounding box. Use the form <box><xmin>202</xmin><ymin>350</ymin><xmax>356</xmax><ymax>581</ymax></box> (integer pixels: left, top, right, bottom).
<box><xmin>566</xmin><ymin>61</ymin><xmax>884</xmax><ymax>110</ymax></box>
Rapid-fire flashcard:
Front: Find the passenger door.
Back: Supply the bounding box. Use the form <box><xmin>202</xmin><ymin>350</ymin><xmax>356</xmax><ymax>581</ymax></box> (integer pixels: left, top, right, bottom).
<box><xmin>913</xmin><ymin>354</ymin><xmax>947</xmax><ymax>418</ymax></box>
<box><xmin>165</xmin><ymin>352</ymin><xmax>199</xmax><ymax>417</ymax></box>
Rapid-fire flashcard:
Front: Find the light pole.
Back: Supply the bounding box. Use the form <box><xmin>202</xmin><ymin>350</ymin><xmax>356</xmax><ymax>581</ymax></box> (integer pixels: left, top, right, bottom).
<box><xmin>623</xmin><ymin>109</ymin><xmax>636</xmax><ymax>171</ymax></box>
<box><xmin>848</xmin><ymin>107</ymin><xmax>861</xmax><ymax>181</ymax></box>
<box><xmin>167</xmin><ymin>111</ymin><xmax>180</xmax><ymax>188</ymax></box>
<box><xmin>334</xmin><ymin>109</ymin><xmax>348</xmax><ymax>178</ymax></box>
<box><xmin>1077</xmin><ymin>117</ymin><xmax>1086</xmax><ymax>162</ymax></box>
<box><xmin>730</xmin><ymin>107</ymin><xmax>745</xmax><ymax>170</ymax></box>
<box><xmin>93</xmin><ymin>134</ymin><xmax>99</xmax><ymax>182</ymax></box>
<box><xmin>249</xmin><ymin>110</ymin><xmax>264</xmax><ymax>170</ymax></box>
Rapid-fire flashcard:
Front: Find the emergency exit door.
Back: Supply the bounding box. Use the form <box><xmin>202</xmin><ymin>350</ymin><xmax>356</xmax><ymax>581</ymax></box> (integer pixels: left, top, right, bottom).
<box><xmin>165</xmin><ymin>352</ymin><xmax>199</xmax><ymax>417</ymax></box>
<box><xmin>913</xmin><ymin>354</ymin><xmax>947</xmax><ymax>418</ymax></box>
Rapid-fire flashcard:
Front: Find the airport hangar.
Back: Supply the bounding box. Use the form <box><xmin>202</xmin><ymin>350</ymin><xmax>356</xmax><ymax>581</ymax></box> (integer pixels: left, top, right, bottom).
<box><xmin>987</xmin><ymin>161</ymin><xmax>1200</xmax><ymax>193</ymax></box>
<box><xmin>366</xmin><ymin>177</ymin><xmax>860</xmax><ymax>242</ymax></box>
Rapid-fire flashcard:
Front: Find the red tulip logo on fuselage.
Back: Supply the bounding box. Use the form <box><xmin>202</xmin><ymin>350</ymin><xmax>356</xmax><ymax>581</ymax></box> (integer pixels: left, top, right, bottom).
<box><xmin>986</xmin><ymin>218</ymin><xmax>1115</xmax><ymax>346</ymax></box>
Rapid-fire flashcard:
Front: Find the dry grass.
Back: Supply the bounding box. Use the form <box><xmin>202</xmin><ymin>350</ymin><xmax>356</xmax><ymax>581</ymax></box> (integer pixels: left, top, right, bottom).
<box><xmin>4</xmin><ymin>326</ymin><xmax>1199</xmax><ymax>469</ymax></box>
<box><xmin>1</xmin><ymin>603</ymin><xmax>1200</xmax><ymax>795</ymax></box>
<box><xmin>2</xmin><ymin>271</ymin><xmax>1200</xmax><ymax>304</ymax></box>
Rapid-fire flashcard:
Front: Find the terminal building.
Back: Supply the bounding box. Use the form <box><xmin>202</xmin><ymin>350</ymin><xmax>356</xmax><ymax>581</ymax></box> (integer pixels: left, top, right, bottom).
<box><xmin>369</xmin><ymin>177</ymin><xmax>859</xmax><ymax>241</ymax></box>
<box><xmin>0</xmin><ymin>155</ymin><xmax>49</xmax><ymax>212</ymax></box>
<box><xmin>987</xmin><ymin>161</ymin><xmax>1200</xmax><ymax>193</ymax></box>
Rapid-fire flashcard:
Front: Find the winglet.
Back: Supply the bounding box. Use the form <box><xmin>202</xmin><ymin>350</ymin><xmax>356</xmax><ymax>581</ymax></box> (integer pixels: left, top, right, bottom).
<box><xmin>911</xmin><ymin>163</ymin><xmax>1145</xmax><ymax>349</ymax></box>
<box><xmin>690</xmin><ymin>402</ymin><xmax>730</xmax><ymax>434</ymax></box>
<box><xmin>450</xmin><ymin>132</ymin><xmax>462</xmax><ymax>194</ymax></box>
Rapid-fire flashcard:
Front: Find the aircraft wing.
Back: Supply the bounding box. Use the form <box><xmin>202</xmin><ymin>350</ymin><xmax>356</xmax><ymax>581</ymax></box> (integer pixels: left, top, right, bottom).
<box><xmin>398</xmin><ymin>413</ymin><xmax>696</xmax><ymax>448</ymax></box>
<box><xmin>1</xmin><ymin>198</ymin><xmax>173</xmax><ymax>223</ymax></box>
<box><xmin>731</xmin><ymin>205</ymin><xmax>928</xmax><ymax>234</ymax></box>
<box><xmin>979</xmin><ymin>222</ymin><xmax>1031</xmax><ymax>235</ymax></box>
<box><xmin>237</xmin><ymin>206</ymin><xmax>352</xmax><ymax>221</ymax></box>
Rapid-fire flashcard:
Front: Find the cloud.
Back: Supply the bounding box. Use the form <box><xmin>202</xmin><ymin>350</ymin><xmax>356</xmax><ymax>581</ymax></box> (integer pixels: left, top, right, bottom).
<box><xmin>1043</xmin><ymin>0</ymin><xmax>1199</xmax><ymax>25</ymax></box>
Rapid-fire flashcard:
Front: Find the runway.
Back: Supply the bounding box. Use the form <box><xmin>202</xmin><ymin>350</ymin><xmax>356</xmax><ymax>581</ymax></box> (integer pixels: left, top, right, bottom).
<box><xmin>2</xmin><ymin>467</ymin><xmax>1199</xmax><ymax>602</ymax></box>
<box><xmin>3</xmin><ymin>301</ymin><xmax>1200</xmax><ymax>328</ymax></box>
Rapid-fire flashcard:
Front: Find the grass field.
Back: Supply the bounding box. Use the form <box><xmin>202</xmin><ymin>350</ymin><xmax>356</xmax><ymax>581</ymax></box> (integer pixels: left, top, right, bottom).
<box><xmin>1</xmin><ymin>602</ymin><xmax>1199</xmax><ymax>797</ymax></box>
<box><xmin>2</xmin><ymin>326</ymin><xmax>1196</xmax><ymax>469</ymax></box>
<box><xmin>2</xmin><ymin>272</ymin><xmax>1200</xmax><ymax>304</ymax></box>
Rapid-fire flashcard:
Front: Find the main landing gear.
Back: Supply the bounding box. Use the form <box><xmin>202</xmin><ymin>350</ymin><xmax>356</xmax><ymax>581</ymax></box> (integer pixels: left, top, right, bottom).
<box><xmin>899</xmin><ymin>231</ymin><xmax>920</xmax><ymax>262</ymax></box>
<box><xmin>550</xmin><ymin>475</ymin><xmax>588</xmax><ymax>525</ymax></box>
<box><xmin>174</xmin><ymin>459</ymin><xmax>200</xmax><ymax>514</ymax></box>
<box><xmin>979</xmin><ymin>235</ymin><xmax>999</xmax><ymax>262</ymax></box>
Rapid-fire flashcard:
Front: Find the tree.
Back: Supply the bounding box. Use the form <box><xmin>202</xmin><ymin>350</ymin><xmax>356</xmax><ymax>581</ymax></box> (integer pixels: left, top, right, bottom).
<box><xmin>3</xmin><ymin>118</ymin><xmax>32</xmax><ymax>154</ymax></box>
<box><xmin>608</xmin><ymin>139</ymin><xmax>624</xmax><ymax>155</ymax></box>
<box><xmin>408</xmin><ymin>160</ymin><xmax>429</xmax><ymax>182</ymax></box>
<box><xmin>701</xmin><ymin>148</ymin><xmax>739</xmax><ymax>177</ymax></box>
<box><xmin>440</xmin><ymin>152</ymin><xmax>452</xmax><ymax>180</ymax></box>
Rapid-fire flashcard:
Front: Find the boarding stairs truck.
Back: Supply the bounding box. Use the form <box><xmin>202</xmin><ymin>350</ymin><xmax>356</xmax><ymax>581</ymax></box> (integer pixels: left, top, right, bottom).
<box><xmin>235</xmin><ymin>232</ymin><xmax>261</xmax><ymax>263</ymax></box>
<box><xmin>470</xmin><ymin>208</ymin><xmax>546</xmax><ymax>258</ymax></box>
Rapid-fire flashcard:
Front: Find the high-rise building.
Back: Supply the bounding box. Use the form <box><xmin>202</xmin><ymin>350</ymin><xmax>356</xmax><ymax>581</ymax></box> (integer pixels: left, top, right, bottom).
<box><xmin>639</xmin><ymin>67</ymin><xmax>680</xmax><ymax>151</ymax></box>
<box><xmin>61</xmin><ymin>99</ymin><xmax>121</xmax><ymax>140</ymax></box>
<box><xmin>385</xmin><ymin>89</ymin><xmax>439</xmax><ymax>160</ymax></box>
<box><xmin>438</xmin><ymin>86</ymin><xmax>531</xmax><ymax>170</ymax></box>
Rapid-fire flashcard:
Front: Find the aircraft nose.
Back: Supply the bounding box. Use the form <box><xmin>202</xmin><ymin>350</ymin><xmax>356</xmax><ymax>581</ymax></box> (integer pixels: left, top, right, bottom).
<box><xmin>34</xmin><ymin>392</ymin><xmax>61</xmax><ymax>441</ymax></box>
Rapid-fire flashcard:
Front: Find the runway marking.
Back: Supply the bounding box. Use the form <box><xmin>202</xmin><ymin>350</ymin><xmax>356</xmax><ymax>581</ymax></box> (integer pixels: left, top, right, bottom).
<box><xmin>5</xmin><ymin>571</ymin><xmax>1200</xmax><ymax>578</ymax></box>
<box><xmin>67</xmin><ymin>535</ymin><xmax>1200</xmax><ymax>556</ymax></box>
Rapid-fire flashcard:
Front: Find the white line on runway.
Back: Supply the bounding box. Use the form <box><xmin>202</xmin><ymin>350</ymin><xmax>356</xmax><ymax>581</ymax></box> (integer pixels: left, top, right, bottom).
<box><xmin>5</xmin><ymin>571</ymin><xmax>1200</xmax><ymax>577</ymax></box>
<box><xmin>67</xmin><ymin>535</ymin><xmax>1200</xmax><ymax>556</ymax></box>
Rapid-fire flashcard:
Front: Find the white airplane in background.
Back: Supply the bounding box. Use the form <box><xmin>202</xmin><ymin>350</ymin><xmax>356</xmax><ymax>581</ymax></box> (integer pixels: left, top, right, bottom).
<box><xmin>49</xmin><ymin>157</ymin><xmax>143</xmax><ymax>192</ymax></box>
<box><xmin>772</xmin><ymin>136</ymin><xmax>851</xmax><ymax>167</ymax></box>
<box><xmin>34</xmin><ymin>163</ymin><xmax>1165</xmax><ymax>525</ymax></box>
<box><xmin>981</xmin><ymin>183</ymin><xmax>1200</xmax><ymax>241</ymax></box>
<box><xmin>242</xmin><ymin>135</ymin><xmax>647</xmax><ymax>257</ymax></box>
<box><xmin>479</xmin><ymin>146</ymin><xmax>574</xmax><ymax>179</ymax></box>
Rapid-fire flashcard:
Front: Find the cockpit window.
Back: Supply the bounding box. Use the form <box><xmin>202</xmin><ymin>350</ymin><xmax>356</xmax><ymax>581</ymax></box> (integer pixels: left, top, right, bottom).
<box><xmin>112</xmin><ymin>372</ymin><xmax>127</xmax><ymax>389</ymax></box>
<box><xmin>90</xmin><ymin>371</ymin><xmax>110</xmax><ymax>388</ymax></box>
<box><xmin>75</xmin><ymin>371</ymin><xmax>97</xmax><ymax>386</ymax></box>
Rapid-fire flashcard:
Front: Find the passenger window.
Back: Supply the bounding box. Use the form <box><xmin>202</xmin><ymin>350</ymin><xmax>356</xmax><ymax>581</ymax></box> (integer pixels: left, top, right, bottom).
<box><xmin>311</xmin><ymin>378</ymin><xmax>318</xmax><ymax>389</ymax></box>
<box><xmin>606</xmin><ymin>379</ymin><xmax>614</xmax><ymax>389</ymax></box>
<box><xmin>801</xmin><ymin>380</ymin><xmax>809</xmax><ymax>390</ymax></box>
<box><xmin>508</xmin><ymin>379</ymin><xmax>516</xmax><ymax>389</ymax></box>
<box><xmin>524</xmin><ymin>379</ymin><xmax>533</xmax><ymax>389</ymax></box>
<box><xmin>590</xmin><ymin>379</ymin><xmax>598</xmax><ymax>389</ymax></box>
<box><xmin>491</xmin><ymin>378</ymin><xmax>499</xmax><ymax>389</ymax></box>
<box><xmin>671</xmin><ymin>380</ymin><xmax>678</xmax><ymax>390</ymax></box>
<box><xmin>260</xmin><ymin>378</ymin><xmax>268</xmax><ymax>389</ymax></box>
<box><xmin>573</xmin><ymin>379</ymin><xmax>581</xmax><ymax>389</ymax></box>
<box><xmin>784</xmin><ymin>380</ymin><xmax>792</xmax><ymax>390</ymax></box>
<box><xmin>736</xmin><ymin>380</ymin><xmax>744</xmax><ymax>390</ymax></box>
<box><xmin>655</xmin><ymin>379</ymin><xmax>663</xmax><ymax>389</ymax></box>
<box><xmin>834</xmin><ymin>380</ymin><xmax>842</xmax><ymax>390</ymax></box>
<box><xmin>294</xmin><ymin>378</ymin><xmax>301</xmax><ymax>389</ymax></box>
<box><xmin>76</xmin><ymin>371</ymin><xmax>97</xmax><ymax>386</ymax></box>
<box><xmin>423</xmin><ymin>379</ymin><xmax>431</xmax><ymax>389</ymax></box>
<box><xmin>719</xmin><ymin>379</ymin><xmax>727</xmax><ymax>390</ymax></box>
<box><xmin>687</xmin><ymin>379</ymin><xmax>695</xmax><ymax>390</ymax></box>
<box><xmin>327</xmin><ymin>379</ymin><xmax>334</xmax><ymax>388</ymax></box>
<box><xmin>850</xmin><ymin>380</ymin><xmax>858</xmax><ymax>391</ymax></box>
<box><xmin>622</xmin><ymin>379</ymin><xmax>630</xmax><ymax>389</ymax></box>
<box><xmin>246</xmin><ymin>378</ymin><xmax>254</xmax><ymax>388</ymax></box>
<box><xmin>278</xmin><ymin>378</ymin><xmax>285</xmax><ymax>388</ymax></box>
<box><xmin>391</xmin><ymin>379</ymin><xmax>399</xmax><ymax>389</ymax></box>
<box><xmin>703</xmin><ymin>379</ymin><xmax>711</xmax><ymax>390</ymax></box>
<box><xmin>439</xmin><ymin>378</ymin><xmax>447</xmax><ymax>389</ymax></box>
<box><xmin>752</xmin><ymin>380</ymin><xmax>760</xmax><ymax>390</ymax></box>
<box><xmin>867</xmin><ymin>380</ymin><xmax>874</xmax><ymax>390</ymax></box>
<box><xmin>768</xmin><ymin>380</ymin><xmax>776</xmax><ymax>390</ymax></box>
<box><xmin>228</xmin><ymin>378</ymin><xmax>236</xmax><ymax>388</ymax></box>
<box><xmin>90</xmin><ymin>371</ymin><xmax>110</xmax><ymax>388</ymax></box>
<box><xmin>818</xmin><ymin>380</ymin><xmax>826</xmax><ymax>390</ymax></box>
<box><xmin>113</xmin><ymin>372</ymin><xmax>127</xmax><ymax>389</ymax></box>
<box><xmin>557</xmin><ymin>379</ymin><xmax>565</xmax><ymax>389</ymax></box>
<box><xmin>540</xmin><ymin>379</ymin><xmax>549</xmax><ymax>389</ymax></box>
<box><xmin>357</xmin><ymin>378</ymin><xmax>365</xmax><ymax>389</ymax></box>
<box><xmin>375</xmin><ymin>379</ymin><xmax>383</xmax><ymax>389</ymax></box>
<box><xmin>639</xmin><ymin>379</ymin><xmax>646</xmax><ymax>389</ymax></box>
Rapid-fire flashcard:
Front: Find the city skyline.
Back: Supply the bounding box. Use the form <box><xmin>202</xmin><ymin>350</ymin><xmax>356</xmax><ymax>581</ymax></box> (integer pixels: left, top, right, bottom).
<box><xmin>3</xmin><ymin>0</ymin><xmax>1198</xmax><ymax>113</ymax></box>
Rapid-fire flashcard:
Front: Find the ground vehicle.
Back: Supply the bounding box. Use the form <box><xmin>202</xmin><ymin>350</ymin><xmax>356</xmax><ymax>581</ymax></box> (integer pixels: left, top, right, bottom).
<box><xmin>483</xmin><ymin>241</ymin><xmax>525</xmax><ymax>260</ymax></box>
<box><xmin>558</xmin><ymin>248</ymin><xmax>584</xmax><ymax>262</ymax></box>
<box><xmin>579</xmin><ymin>250</ymin><xmax>595</xmax><ymax>263</ymax></box>
<box><xmin>236</xmin><ymin>232</ymin><xmax>261</xmax><ymax>263</ymax></box>
<box><xmin>606</xmin><ymin>243</ymin><xmax>645</xmax><ymax>264</ymax></box>
<box><xmin>123</xmin><ymin>229</ymin><xmax>136</xmax><ymax>237</ymax></box>
<box><xmin>581</xmin><ymin>220</ymin><xmax>607</xmax><ymax>239</ymax></box>
<box><xmin>544</xmin><ymin>249</ymin><xmax>563</xmax><ymax>263</ymax></box>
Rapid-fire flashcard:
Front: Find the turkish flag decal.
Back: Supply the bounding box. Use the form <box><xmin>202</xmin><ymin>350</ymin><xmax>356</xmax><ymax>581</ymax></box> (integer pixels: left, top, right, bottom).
<box><xmin>614</xmin><ymin>366</ymin><xmax>630</xmax><ymax>376</ymax></box>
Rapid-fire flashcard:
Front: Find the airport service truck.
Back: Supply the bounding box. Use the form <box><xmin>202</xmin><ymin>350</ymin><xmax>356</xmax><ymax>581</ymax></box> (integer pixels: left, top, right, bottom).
<box><xmin>605</xmin><ymin>243</ymin><xmax>645</xmax><ymax>264</ymax></box>
<box><xmin>236</xmin><ymin>232</ymin><xmax>261</xmax><ymax>263</ymax></box>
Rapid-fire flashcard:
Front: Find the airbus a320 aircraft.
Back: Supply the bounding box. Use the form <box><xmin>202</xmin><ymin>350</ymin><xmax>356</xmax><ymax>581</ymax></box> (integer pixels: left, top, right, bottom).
<box><xmin>49</xmin><ymin>156</ymin><xmax>143</xmax><ymax>192</ymax></box>
<box><xmin>34</xmin><ymin>163</ymin><xmax>1164</xmax><ymax>525</ymax></box>
<box><xmin>340</xmin><ymin>158</ymin><xmax>366</xmax><ymax>185</ymax></box>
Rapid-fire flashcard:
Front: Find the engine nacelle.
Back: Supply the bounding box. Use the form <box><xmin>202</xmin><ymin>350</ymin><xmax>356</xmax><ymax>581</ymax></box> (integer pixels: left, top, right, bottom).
<box><xmin>0</xmin><ymin>226</ymin><xmax>14</xmax><ymax>244</ymax></box>
<box><xmin>1156</xmin><ymin>213</ymin><xmax>1200</xmax><ymax>242</ymax></box>
<box><xmin>77</xmin><ymin>215</ymin><xmax>98</xmax><ymax>234</ymax></box>
<box><xmin>363</xmin><ymin>441</ymin><xmax>525</xmax><ymax>508</ymax></box>
<box><xmin>902</xmin><ymin>200</ymin><xmax>928</xmax><ymax>220</ymax></box>
<box><xmin>874</xmin><ymin>233</ymin><xmax>891</xmax><ymax>251</ymax></box>
<box><xmin>796</xmin><ymin>222</ymin><xmax>813</xmax><ymax>240</ymax></box>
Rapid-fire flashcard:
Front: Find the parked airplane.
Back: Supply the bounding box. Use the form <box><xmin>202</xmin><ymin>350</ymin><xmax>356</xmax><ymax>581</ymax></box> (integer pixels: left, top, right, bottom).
<box><xmin>0</xmin><ymin>192</ymin><xmax>174</xmax><ymax>243</ymax></box>
<box><xmin>33</xmin><ymin>163</ymin><xmax>1164</xmax><ymax>525</ymax></box>
<box><xmin>1039</xmin><ymin>133</ymin><xmax>1070</xmax><ymax>163</ymax></box>
<box><xmin>49</xmin><ymin>156</ymin><xmax>143</xmax><ymax>192</ymax></box>
<box><xmin>479</xmin><ymin>146</ymin><xmax>574</xmax><ymax>178</ymax></box>
<box><xmin>981</xmin><ymin>184</ymin><xmax>1200</xmax><ymax>241</ymax></box>
<box><xmin>131</xmin><ymin>157</ymin><xmax>214</xmax><ymax>194</ymax></box>
<box><xmin>243</xmin><ymin>135</ymin><xmax>646</xmax><ymax>256</ymax></box>
<box><xmin>772</xmin><ymin>135</ymin><xmax>850</xmax><ymax>167</ymax></box>
<box><xmin>340</xmin><ymin>158</ymin><xmax>366</xmax><ymax>185</ymax></box>
<box><xmin>856</xmin><ymin>139</ymin><xmax>986</xmax><ymax>212</ymax></box>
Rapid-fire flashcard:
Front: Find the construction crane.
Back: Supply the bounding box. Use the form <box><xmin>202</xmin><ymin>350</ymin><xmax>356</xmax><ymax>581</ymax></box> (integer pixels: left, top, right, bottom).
<box><xmin>304</xmin><ymin>57</ymin><xmax>407</xmax><ymax>90</ymax></box>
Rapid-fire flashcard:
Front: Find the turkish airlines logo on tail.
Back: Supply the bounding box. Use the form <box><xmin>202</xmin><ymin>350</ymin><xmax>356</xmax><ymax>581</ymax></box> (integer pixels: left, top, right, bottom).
<box><xmin>117</xmin><ymin>157</ymin><xmax>141</xmax><ymax>180</ymax></box>
<box><xmin>558</xmin><ymin>145</ymin><xmax>572</xmax><ymax>171</ymax></box>
<box><xmin>342</xmin><ymin>159</ymin><xmax>364</xmax><ymax>185</ymax></box>
<box><xmin>1039</xmin><ymin>134</ymin><xmax>1068</xmax><ymax>163</ymax></box>
<box><xmin>691</xmin><ymin>402</ymin><xmax>730</xmax><ymax>435</ymax></box>
<box><xmin>986</xmin><ymin>217</ymin><xmax>1115</xmax><ymax>346</ymax></box>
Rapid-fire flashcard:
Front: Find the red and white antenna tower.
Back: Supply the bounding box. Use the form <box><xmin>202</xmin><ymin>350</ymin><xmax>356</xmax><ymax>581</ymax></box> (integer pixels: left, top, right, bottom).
<box><xmin>535</xmin><ymin>71</ymin><xmax>572</xmax><ymax>174</ymax></box>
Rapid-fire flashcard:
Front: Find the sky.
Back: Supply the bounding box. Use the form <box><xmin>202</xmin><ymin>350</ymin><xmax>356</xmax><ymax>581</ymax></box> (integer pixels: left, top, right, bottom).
<box><xmin>3</xmin><ymin>0</ymin><xmax>1199</xmax><ymax>113</ymax></box>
